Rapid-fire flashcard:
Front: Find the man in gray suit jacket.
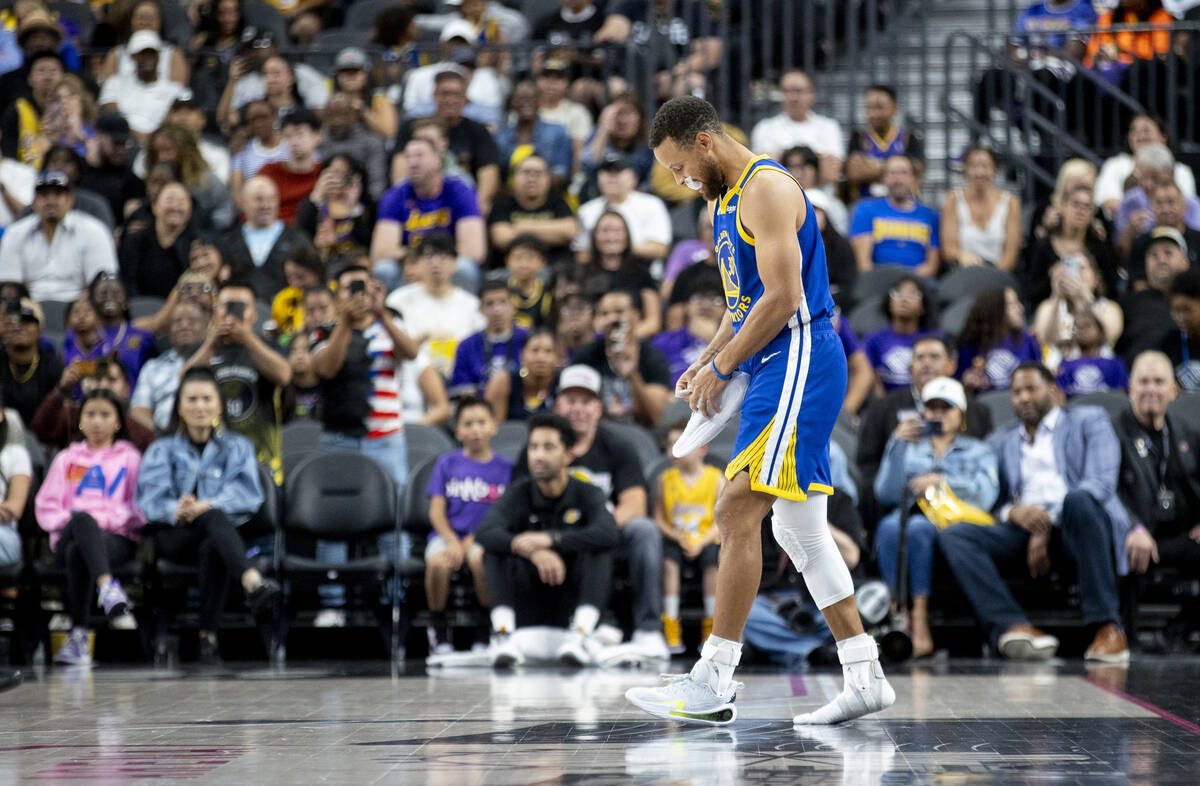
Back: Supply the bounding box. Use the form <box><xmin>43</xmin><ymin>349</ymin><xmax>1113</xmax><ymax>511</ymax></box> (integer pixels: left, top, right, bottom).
<box><xmin>939</xmin><ymin>362</ymin><xmax>1131</xmax><ymax>664</ymax></box>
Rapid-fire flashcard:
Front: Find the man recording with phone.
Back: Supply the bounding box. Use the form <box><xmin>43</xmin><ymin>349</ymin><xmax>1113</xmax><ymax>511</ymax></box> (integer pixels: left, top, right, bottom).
<box><xmin>183</xmin><ymin>281</ymin><xmax>292</xmax><ymax>476</ymax></box>
<box><xmin>309</xmin><ymin>265</ymin><xmax>418</xmax><ymax>623</ymax></box>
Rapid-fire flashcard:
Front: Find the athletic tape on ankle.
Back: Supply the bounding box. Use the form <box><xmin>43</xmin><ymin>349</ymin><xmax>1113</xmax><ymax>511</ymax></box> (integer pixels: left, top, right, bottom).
<box><xmin>838</xmin><ymin>638</ymin><xmax>879</xmax><ymax>665</ymax></box>
<box><xmin>701</xmin><ymin>637</ymin><xmax>742</xmax><ymax>667</ymax></box>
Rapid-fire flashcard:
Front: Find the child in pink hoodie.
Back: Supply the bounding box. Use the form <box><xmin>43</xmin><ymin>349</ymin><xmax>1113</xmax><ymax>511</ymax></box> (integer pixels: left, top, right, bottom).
<box><xmin>36</xmin><ymin>389</ymin><xmax>145</xmax><ymax>666</ymax></box>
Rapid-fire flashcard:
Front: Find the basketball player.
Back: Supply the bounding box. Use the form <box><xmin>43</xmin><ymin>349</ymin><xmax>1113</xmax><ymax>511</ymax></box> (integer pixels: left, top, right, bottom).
<box><xmin>625</xmin><ymin>97</ymin><xmax>895</xmax><ymax>726</ymax></box>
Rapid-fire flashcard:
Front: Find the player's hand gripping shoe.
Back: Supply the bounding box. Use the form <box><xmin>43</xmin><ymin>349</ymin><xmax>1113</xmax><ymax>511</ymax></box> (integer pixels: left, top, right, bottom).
<box><xmin>625</xmin><ymin>658</ymin><xmax>741</xmax><ymax>726</ymax></box>
<box><xmin>672</xmin><ymin>371</ymin><xmax>749</xmax><ymax>457</ymax></box>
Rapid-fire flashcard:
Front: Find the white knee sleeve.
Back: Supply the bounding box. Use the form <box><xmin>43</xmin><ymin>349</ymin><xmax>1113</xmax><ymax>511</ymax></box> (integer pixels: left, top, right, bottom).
<box><xmin>771</xmin><ymin>495</ymin><xmax>854</xmax><ymax>610</ymax></box>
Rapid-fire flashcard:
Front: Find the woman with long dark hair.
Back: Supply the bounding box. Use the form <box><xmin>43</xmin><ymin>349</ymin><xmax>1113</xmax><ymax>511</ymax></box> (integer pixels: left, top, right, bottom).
<box><xmin>863</xmin><ymin>274</ymin><xmax>942</xmax><ymax>391</ymax></box>
<box><xmin>583</xmin><ymin>211</ymin><xmax>661</xmax><ymax>338</ymax></box>
<box><xmin>145</xmin><ymin>123</ymin><xmax>235</xmax><ymax>234</ymax></box>
<box><xmin>136</xmin><ymin>367</ymin><xmax>280</xmax><ymax>664</ymax></box>
<box><xmin>37</xmin><ymin>390</ymin><xmax>145</xmax><ymax>665</ymax></box>
<box><xmin>956</xmin><ymin>287</ymin><xmax>1042</xmax><ymax>393</ymax></box>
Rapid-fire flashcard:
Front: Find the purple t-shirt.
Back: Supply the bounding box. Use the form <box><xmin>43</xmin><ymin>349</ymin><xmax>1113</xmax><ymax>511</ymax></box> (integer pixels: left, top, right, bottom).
<box><xmin>1057</xmin><ymin>355</ymin><xmax>1129</xmax><ymax>397</ymax></box>
<box><xmin>650</xmin><ymin>328</ymin><xmax>708</xmax><ymax>386</ymax></box>
<box><xmin>834</xmin><ymin>313</ymin><xmax>861</xmax><ymax>358</ymax></box>
<box><xmin>957</xmin><ymin>332</ymin><xmax>1042</xmax><ymax>391</ymax></box>
<box><xmin>663</xmin><ymin>240</ymin><xmax>710</xmax><ymax>283</ymax></box>
<box><xmin>377</xmin><ymin>176</ymin><xmax>482</xmax><ymax>247</ymax></box>
<box><xmin>426</xmin><ymin>450</ymin><xmax>514</xmax><ymax>538</ymax></box>
<box><xmin>864</xmin><ymin>328</ymin><xmax>941</xmax><ymax>390</ymax></box>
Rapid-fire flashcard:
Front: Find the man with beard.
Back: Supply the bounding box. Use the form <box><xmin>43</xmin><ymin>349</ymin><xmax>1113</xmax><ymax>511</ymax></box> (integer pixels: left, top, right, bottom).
<box><xmin>183</xmin><ymin>280</ymin><xmax>291</xmax><ymax>475</ymax></box>
<box><xmin>626</xmin><ymin>96</ymin><xmax>893</xmax><ymax>727</ymax></box>
<box><xmin>939</xmin><ymin>362</ymin><xmax>1130</xmax><ymax>663</ymax></box>
<box><xmin>849</xmin><ymin>154</ymin><xmax>940</xmax><ymax>278</ymax></box>
<box><xmin>474</xmin><ymin>412</ymin><xmax>617</xmax><ymax>667</ymax></box>
<box><xmin>97</xmin><ymin>31</ymin><xmax>186</xmax><ymax>137</ymax></box>
<box><xmin>0</xmin><ymin>170</ymin><xmax>117</xmax><ymax>302</ymax></box>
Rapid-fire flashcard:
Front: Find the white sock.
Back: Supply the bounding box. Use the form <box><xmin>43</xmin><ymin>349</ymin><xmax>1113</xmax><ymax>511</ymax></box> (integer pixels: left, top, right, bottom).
<box><xmin>664</xmin><ymin>595</ymin><xmax>680</xmax><ymax>619</ymax></box>
<box><xmin>693</xmin><ymin>634</ymin><xmax>741</xmax><ymax>697</ymax></box>
<box><xmin>491</xmin><ymin>606</ymin><xmax>515</xmax><ymax>634</ymax></box>
<box><xmin>793</xmin><ymin>634</ymin><xmax>895</xmax><ymax>725</ymax></box>
<box><xmin>703</xmin><ymin>595</ymin><xmax>716</xmax><ymax>618</ymax></box>
<box><xmin>571</xmin><ymin>604</ymin><xmax>599</xmax><ymax>635</ymax></box>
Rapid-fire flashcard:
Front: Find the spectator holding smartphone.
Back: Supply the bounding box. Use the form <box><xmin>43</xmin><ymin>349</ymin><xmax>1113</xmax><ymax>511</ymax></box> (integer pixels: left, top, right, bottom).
<box><xmin>873</xmin><ymin>378</ymin><xmax>999</xmax><ymax>658</ymax></box>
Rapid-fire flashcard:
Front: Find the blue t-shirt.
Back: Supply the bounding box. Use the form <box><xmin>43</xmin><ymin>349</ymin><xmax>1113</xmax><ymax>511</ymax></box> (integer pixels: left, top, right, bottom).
<box><xmin>1057</xmin><ymin>355</ymin><xmax>1130</xmax><ymax>397</ymax></box>
<box><xmin>1013</xmin><ymin>1</ymin><xmax>1098</xmax><ymax>48</ymax></box>
<box><xmin>426</xmin><ymin>450</ymin><xmax>514</xmax><ymax>538</ymax></box>
<box><xmin>650</xmin><ymin>328</ymin><xmax>708</xmax><ymax>387</ymax></box>
<box><xmin>447</xmin><ymin>328</ymin><xmax>528</xmax><ymax>398</ymax></box>
<box><xmin>865</xmin><ymin>327</ymin><xmax>942</xmax><ymax>390</ymax></box>
<box><xmin>377</xmin><ymin>176</ymin><xmax>481</xmax><ymax>248</ymax></box>
<box><xmin>957</xmin><ymin>333</ymin><xmax>1043</xmax><ymax>392</ymax></box>
<box><xmin>850</xmin><ymin>197</ymin><xmax>939</xmax><ymax>269</ymax></box>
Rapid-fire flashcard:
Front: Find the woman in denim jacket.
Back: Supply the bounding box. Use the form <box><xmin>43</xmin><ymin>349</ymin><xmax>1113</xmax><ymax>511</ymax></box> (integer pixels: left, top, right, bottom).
<box><xmin>136</xmin><ymin>367</ymin><xmax>280</xmax><ymax>663</ymax></box>
<box><xmin>874</xmin><ymin>377</ymin><xmax>999</xmax><ymax>657</ymax></box>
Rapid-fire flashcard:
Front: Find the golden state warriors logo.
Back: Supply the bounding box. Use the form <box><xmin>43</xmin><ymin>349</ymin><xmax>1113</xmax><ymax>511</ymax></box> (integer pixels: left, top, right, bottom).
<box><xmin>716</xmin><ymin>230</ymin><xmax>739</xmax><ymax>310</ymax></box>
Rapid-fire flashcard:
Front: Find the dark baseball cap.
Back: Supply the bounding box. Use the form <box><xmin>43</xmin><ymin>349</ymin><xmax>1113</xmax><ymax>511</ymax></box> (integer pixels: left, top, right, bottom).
<box><xmin>598</xmin><ymin>153</ymin><xmax>634</xmax><ymax>172</ymax></box>
<box><xmin>35</xmin><ymin>170</ymin><xmax>71</xmax><ymax>191</ymax></box>
<box><xmin>96</xmin><ymin>113</ymin><xmax>131</xmax><ymax>139</ymax></box>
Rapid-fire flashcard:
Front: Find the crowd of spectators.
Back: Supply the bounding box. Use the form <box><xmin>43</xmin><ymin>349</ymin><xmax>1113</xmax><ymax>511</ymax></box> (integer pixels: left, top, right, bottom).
<box><xmin>0</xmin><ymin>0</ymin><xmax>1196</xmax><ymax>667</ymax></box>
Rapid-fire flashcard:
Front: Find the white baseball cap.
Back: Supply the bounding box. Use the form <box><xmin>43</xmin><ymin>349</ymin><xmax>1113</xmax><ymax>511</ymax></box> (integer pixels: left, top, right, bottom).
<box><xmin>439</xmin><ymin>19</ymin><xmax>477</xmax><ymax>43</ymax></box>
<box><xmin>921</xmin><ymin>376</ymin><xmax>967</xmax><ymax>411</ymax></box>
<box><xmin>556</xmin><ymin>365</ymin><xmax>601</xmax><ymax>397</ymax></box>
<box><xmin>128</xmin><ymin>30</ymin><xmax>162</xmax><ymax>54</ymax></box>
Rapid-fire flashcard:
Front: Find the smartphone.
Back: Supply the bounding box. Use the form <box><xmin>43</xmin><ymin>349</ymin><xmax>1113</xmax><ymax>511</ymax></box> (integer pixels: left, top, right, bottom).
<box><xmin>75</xmin><ymin>360</ymin><xmax>97</xmax><ymax>376</ymax></box>
<box><xmin>608</xmin><ymin>320</ymin><xmax>630</xmax><ymax>354</ymax></box>
<box><xmin>919</xmin><ymin>420</ymin><xmax>944</xmax><ymax>438</ymax></box>
<box><xmin>225</xmin><ymin>300</ymin><xmax>246</xmax><ymax>321</ymax></box>
<box><xmin>3</xmin><ymin>299</ymin><xmax>19</xmax><ymax>315</ymax></box>
<box><xmin>348</xmin><ymin>279</ymin><xmax>367</xmax><ymax>296</ymax></box>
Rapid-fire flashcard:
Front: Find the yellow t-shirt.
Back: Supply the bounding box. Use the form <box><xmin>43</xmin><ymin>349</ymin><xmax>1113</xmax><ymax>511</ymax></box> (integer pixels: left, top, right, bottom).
<box><xmin>661</xmin><ymin>465</ymin><xmax>721</xmax><ymax>543</ymax></box>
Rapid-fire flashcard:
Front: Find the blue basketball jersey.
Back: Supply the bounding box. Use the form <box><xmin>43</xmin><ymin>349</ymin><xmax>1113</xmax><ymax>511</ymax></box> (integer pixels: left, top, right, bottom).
<box><xmin>712</xmin><ymin>156</ymin><xmax>835</xmax><ymax>339</ymax></box>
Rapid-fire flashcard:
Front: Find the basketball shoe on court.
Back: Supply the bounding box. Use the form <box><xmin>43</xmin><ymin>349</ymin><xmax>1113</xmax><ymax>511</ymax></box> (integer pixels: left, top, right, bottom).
<box><xmin>792</xmin><ymin>636</ymin><xmax>895</xmax><ymax>725</ymax></box>
<box><xmin>624</xmin><ymin>659</ymin><xmax>741</xmax><ymax>726</ymax></box>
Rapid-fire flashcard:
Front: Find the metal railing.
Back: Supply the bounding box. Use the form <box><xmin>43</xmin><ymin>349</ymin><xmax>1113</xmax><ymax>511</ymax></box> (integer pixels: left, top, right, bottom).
<box><xmin>941</xmin><ymin>20</ymin><xmax>1200</xmax><ymax>204</ymax></box>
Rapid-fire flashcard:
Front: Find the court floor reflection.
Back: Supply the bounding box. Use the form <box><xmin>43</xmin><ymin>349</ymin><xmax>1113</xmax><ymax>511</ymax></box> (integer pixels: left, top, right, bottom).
<box><xmin>0</xmin><ymin>657</ymin><xmax>1197</xmax><ymax>783</ymax></box>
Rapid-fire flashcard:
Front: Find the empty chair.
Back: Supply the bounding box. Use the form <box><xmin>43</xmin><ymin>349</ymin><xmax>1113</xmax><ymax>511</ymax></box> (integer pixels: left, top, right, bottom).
<box><xmin>1167</xmin><ymin>391</ymin><xmax>1200</xmax><ymax>422</ymax></box>
<box><xmin>600</xmin><ymin>421</ymin><xmax>662</xmax><ymax>476</ymax></box>
<box><xmin>494</xmin><ymin>421</ymin><xmax>529</xmax><ymax>462</ymax></box>
<box><xmin>1072</xmin><ymin>390</ymin><xmax>1130</xmax><ymax>422</ymax></box>
<box><xmin>851</xmin><ymin>265</ymin><xmax>912</xmax><ymax>304</ymax></box>
<box><xmin>129</xmin><ymin>296</ymin><xmax>166</xmax><ymax>321</ymax></box>
<box><xmin>848</xmin><ymin>296</ymin><xmax>888</xmax><ymax>338</ymax></box>
<box><xmin>279</xmin><ymin>453</ymin><xmax>401</xmax><ymax>656</ymax></box>
<box><xmin>976</xmin><ymin>389</ymin><xmax>1015</xmax><ymax>431</ymax></box>
<box><xmin>37</xmin><ymin>301</ymin><xmax>71</xmax><ymax>334</ymax></box>
<box><xmin>405</xmin><ymin>423</ymin><xmax>457</xmax><ymax>471</ymax></box>
<box><xmin>658</xmin><ymin>397</ymin><xmax>693</xmax><ymax>429</ymax></box>
<box><xmin>937</xmin><ymin>267</ymin><xmax>1018</xmax><ymax>307</ymax></box>
<box><xmin>938</xmin><ymin>297</ymin><xmax>975</xmax><ymax>338</ymax></box>
<box><xmin>344</xmin><ymin>0</ymin><xmax>398</xmax><ymax>30</ymax></box>
<box><xmin>398</xmin><ymin>457</ymin><xmax>438</xmax><ymax>579</ymax></box>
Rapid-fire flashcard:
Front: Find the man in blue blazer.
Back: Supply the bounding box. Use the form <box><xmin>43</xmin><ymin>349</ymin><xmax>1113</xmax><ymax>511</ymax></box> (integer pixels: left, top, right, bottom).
<box><xmin>939</xmin><ymin>362</ymin><xmax>1131</xmax><ymax>663</ymax></box>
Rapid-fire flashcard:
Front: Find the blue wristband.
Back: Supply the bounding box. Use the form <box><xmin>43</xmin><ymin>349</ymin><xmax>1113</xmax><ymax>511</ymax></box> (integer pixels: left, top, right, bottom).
<box><xmin>711</xmin><ymin>358</ymin><xmax>732</xmax><ymax>380</ymax></box>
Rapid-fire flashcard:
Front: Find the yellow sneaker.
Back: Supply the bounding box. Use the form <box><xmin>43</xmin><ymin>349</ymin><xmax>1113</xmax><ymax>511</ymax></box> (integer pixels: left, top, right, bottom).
<box><xmin>701</xmin><ymin>617</ymin><xmax>713</xmax><ymax>643</ymax></box>
<box><xmin>662</xmin><ymin>614</ymin><xmax>685</xmax><ymax>654</ymax></box>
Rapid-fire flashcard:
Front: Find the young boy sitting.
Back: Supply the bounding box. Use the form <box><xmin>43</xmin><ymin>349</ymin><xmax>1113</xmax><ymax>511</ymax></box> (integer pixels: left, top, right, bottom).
<box><xmin>425</xmin><ymin>397</ymin><xmax>514</xmax><ymax>654</ymax></box>
<box><xmin>654</xmin><ymin>420</ymin><xmax>724</xmax><ymax>654</ymax></box>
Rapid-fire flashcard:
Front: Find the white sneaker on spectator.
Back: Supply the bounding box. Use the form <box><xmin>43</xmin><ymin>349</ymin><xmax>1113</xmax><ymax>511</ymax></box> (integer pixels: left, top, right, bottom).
<box><xmin>54</xmin><ymin>629</ymin><xmax>92</xmax><ymax>666</ymax></box>
<box><xmin>314</xmin><ymin>609</ymin><xmax>346</xmax><ymax>628</ymax></box>
<box><xmin>431</xmin><ymin>641</ymin><xmax>454</xmax><ymax>656</ymax></box>
<box><xmin>489</xmin><ymin>631</ymin><xmax>524</xmax><ymax>668</ymax></box>
<box><xmin>49</xmin><ymin>613</ymin><xmax>71</xmax><ymax>632</ymax></box>
<box><xmin>109</xmin><ymin>612</ymin><xmax>137</xmax><ymax>630</ymax></box>
<box><xmin>557</xmin><ymin>630</ymin><xmax>597</xmax><ymax>666</ymax></box>
<box><xmin>632</xmin><ymin>629</ymin><xmax>672</xmax><ymax>661</ymax></box>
